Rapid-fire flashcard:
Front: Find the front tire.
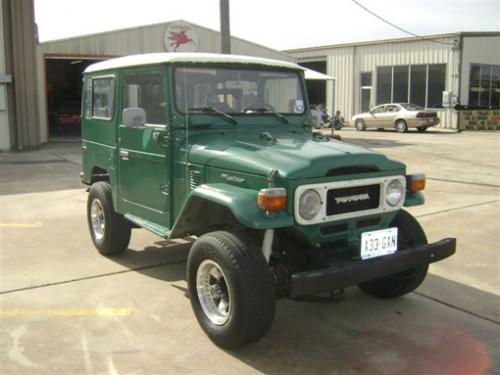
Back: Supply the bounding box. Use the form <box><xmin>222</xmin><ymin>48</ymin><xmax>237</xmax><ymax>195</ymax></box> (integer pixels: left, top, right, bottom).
<box><xmin>87</xmin><ymin>181</ymin><xmax>131</xmax><ymax>255</ymax></box>
<box><xmin>187</xmin><ymin>231</ymin><xmax>276</xmax><ymax>349</ymax></box>
<box><xmin>355</xmin><ymin>119</ymin><xmax>366</xmax><ymax>131</ymax></box>
<box><xmin>358</xmin><ymin>210</ymin><xmax>429</xmax><ymax>298</ymax></box>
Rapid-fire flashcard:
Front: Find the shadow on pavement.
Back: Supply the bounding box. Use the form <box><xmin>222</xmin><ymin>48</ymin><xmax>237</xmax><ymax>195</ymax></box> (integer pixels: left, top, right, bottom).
<box><xmin>109</xmin><ymin>238</ymin><xmax>192</xmax><ymax>283</ymax></box>
<box><xmin>342</xmin><ymin>137</ymin><xmax>414</xmax><ymax>149</ymax></box>
<box><xmin>105</xmin><ymin>239</ymin><xmax>499</xmax><ymax>373</ymax></box>
<box><xmin>227</xmin><ymin>273</ymin><xmax>499</xmax><ymax>374</ymax></box>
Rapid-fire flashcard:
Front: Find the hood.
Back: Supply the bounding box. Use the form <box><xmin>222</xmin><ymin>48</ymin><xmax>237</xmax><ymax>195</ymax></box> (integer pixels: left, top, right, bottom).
<box><xmin>188</xmin><ymin>130</ymin><xmax>404</xmax><ymax>179</ymax></box>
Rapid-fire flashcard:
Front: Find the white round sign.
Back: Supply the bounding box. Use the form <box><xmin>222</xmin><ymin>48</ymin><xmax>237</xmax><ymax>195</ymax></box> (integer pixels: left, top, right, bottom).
<box><xmin>164</xmin><ymin>23</ymin><xmax>198</xmax><ymax>52</ymax></box>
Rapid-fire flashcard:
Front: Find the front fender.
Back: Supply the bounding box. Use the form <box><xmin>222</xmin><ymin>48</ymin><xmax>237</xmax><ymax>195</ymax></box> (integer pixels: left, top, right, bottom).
<box><xmin>404</xmin><ymin>191</ymin><xmax>425</xmax><ymax>207</ymax></box>
<box><xmin>170</xmin><ymin>183</ymin><xmax>294</xmax><ymax>238</ymax></box>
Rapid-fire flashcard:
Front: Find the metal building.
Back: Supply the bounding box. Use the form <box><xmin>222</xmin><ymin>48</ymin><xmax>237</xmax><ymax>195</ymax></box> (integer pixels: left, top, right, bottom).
<box><xmin>0</xmin><ymin>0</ymin><xmax>40</xmax><ymax>151</ymax></box>
<box><xmin>36</xmin><ymin>20</ymin><xmax>295</xmax><ymax>144</ymax></box>
<box><xmin>286</xmin><ymin>32</ymin><xmax>500</xmax><ymax>130</ymax></box>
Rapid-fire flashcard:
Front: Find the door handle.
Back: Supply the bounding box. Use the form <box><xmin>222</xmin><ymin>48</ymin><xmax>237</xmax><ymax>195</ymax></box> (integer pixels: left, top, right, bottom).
<box><xmin>119</xmin><ymin>150</ymin><xmax>129</xmax><ymax>160</ymax></box>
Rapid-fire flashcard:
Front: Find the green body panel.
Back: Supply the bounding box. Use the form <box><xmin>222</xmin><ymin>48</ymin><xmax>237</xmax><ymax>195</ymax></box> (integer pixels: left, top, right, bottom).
<box><xmin>404</xmin><ymin>191</ymin><xmax>425</xmax><ymax>206</ymax></box>
<box><xmin>81</xmin><ymin>60</ymin><xmax>424</xmax><ymax>247</ymax></box>
<box><xmin>178</xmin><ymin>183</ymin><xmax>294</xmax><ymax>229</ymax></box>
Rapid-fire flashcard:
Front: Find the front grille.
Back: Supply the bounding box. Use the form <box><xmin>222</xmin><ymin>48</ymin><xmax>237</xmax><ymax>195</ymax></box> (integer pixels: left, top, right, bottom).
<box><xmin>326</xmin><ymin>184</ymin><xmax>380</xmax><ymax>216</ymax></box>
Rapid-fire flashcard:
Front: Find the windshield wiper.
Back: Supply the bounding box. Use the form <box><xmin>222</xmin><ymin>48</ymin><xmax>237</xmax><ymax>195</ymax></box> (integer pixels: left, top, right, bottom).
<box><xmin>187</xmin><ymin>107</ymin><xmax>237</xmax><ymax>124</ymax></box>
<box><xmin>244</xmin><ymin>107</ymin><xmax>289</xmax><ymax>123</ymax></box>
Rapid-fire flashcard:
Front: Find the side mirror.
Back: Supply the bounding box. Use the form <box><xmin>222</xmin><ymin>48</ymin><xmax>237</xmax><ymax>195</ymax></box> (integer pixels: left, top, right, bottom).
<box><xmin>122</xmin><ymin>107</ymin><xmax>146</xmax><ymax>127</ymax></box>
<box><xmin>310</xmin><ymin>109</ymin><xmax>322</xmax><ymax>129</ymax></box>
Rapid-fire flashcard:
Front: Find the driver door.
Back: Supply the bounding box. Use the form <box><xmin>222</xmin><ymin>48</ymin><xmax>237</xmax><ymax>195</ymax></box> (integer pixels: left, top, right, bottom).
<box><xmin>117</xmin><ymin>69</ymin><xmax>171</xmax><ymax>227</ymax></box>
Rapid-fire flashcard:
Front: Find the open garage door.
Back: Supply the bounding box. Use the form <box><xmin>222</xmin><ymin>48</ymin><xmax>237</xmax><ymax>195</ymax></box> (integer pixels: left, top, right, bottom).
<box><xmin>300</xmin><ymin>60</ymin><xmax>328</xmax><ymax>108</ymax></box>
<box><xmin>45</xmin><ymin>57</ymin><xmax>103</xmax><ymax>140</ymax></box>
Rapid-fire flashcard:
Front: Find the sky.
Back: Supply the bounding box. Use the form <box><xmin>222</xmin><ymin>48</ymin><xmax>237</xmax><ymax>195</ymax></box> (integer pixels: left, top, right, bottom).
<box><xmin>34</xmin><ymin>0</ymin><xmax>500</xmax><ymax>50</ymax></box>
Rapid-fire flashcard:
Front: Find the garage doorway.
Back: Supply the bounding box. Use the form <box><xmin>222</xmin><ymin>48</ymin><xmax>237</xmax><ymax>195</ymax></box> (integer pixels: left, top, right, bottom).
<box><xmin>300</xmin><ymin>60</ymin><xmax>327</xmax><ymax>108</ymax></box>
<box><xmin>44</xmin><ymin>56</ymin><xmax>104</xmax><ymax>140</ymax></box>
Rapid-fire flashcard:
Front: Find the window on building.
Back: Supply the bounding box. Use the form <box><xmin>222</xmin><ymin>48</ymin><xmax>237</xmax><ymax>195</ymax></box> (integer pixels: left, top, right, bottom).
<box><xmin>428</xmin><ymin>65</ymin><xmax>446</xmax><ymax>108</ymax></box>
<box><xmin>469</xmin><ymin>64</ymin><xmax>500</xmax><ymax>107</ymax></box>
<box><xmin>92</xmin><ymin>77</ymin><xmax>114</xmax><ymax>119</ymax></box>
<box><xmin>410</xmin><ymin>65</ymin><xmax>426</xmax><ymax>107</ymax></box>
<box><xmin>491</xmin><ymin>66</ymin><xmax>500</xmax><ymax>107</ymax></box>
<box><xmin>124</xmin><ymin>72</ymin><xmax>166</xmax><ymax>124</ymax></box>
<box><xmin>376</xmin><ymin>67</ymin><xmax>392</xmax><ymax>104</ymax></box>
<box><xmin>376</xmin><ymin>64</ymin><xmax>446</xmax><ymax>108</ymax></box>
<box><xmin>361</xmin><ymin>72</ymin><xmax>372</xmax><ymax>87</ymax></box>
<box><xmin>360</xmin><ymin>72</ymin><xmax>372</xmax><ymax>112</ymax></box>
<box><xmin>393</xmin><ymin>66</ymin><xmax>409</xmax><ymax>103</ymax></box>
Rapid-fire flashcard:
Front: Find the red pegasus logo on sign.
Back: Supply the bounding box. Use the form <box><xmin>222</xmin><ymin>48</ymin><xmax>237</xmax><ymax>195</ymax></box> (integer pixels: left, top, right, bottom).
<box><xmin>168</xmin><ymin>30</ymin><xmax>195</xmax><ymax>52</ymax></box>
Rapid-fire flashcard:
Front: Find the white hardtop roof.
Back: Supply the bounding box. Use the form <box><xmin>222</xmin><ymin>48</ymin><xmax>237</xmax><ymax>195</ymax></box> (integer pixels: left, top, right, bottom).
<box><xmin>84</xmin><ymin>52</ymin><xmax>305</xmax><ymax>73</ymax></box>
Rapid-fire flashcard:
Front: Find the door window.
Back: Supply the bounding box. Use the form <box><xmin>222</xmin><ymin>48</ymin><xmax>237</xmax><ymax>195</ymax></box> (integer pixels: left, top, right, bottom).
<box><xmin>123</xmin><ymin>72</ymin><xmax>166</xmax><ymax>125</ymax></box>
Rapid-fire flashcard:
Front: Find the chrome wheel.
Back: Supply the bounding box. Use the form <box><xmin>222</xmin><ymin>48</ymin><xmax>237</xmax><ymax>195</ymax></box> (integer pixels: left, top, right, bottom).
<box><xmin>196</xmin><ymin>260</ymin><xmax>231</xmax><ymax>325</ymax></box>
<box><xmin>90</xmin><ymin>199</ymin><xmax>105</xmax><ymax>240</ymax></box>
<box><xmin>396</xmin><ymin>120</ymin><xmax>407</xmax><ymax>133</ymax></box>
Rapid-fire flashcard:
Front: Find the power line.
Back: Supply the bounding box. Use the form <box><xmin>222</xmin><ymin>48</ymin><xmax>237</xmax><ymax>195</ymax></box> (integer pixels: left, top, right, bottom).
<box><xmin>351</xmin><ymin>0</ymin><xmax>456</xmax><ymax>46</ymax></box>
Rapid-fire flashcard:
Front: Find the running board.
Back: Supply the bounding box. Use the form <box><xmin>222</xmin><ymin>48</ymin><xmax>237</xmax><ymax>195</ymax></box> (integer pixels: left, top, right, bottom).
<box><xmin>124</xmin><ymin>214</ymin><xmax>171</xmax><ymax>238</ymax></box>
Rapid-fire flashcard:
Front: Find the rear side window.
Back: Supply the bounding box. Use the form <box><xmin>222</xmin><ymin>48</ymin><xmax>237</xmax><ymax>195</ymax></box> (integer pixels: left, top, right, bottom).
<box><xmin>82</xmin><ymin>78</ymin><xmax>92</xmax><ymax>119</ymax></box>
<box><xmin>92</xmin><ymin>77</ymin><xmax>115</xmax><ymax>119</ymax></box>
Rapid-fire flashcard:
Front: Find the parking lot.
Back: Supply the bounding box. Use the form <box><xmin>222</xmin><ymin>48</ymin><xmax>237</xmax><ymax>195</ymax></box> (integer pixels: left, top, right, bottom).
<box><xmin>1</xmin><ymin>129</ymin><xmax>499</xmax><ymax>374</ymax></box>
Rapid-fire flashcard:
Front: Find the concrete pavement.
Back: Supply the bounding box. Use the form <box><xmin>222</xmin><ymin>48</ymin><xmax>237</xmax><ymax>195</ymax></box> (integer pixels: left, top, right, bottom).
<box><xmin>1</xmin><ymin>131</ymin><xmax>499</xmax><ymax>374</ymax></box>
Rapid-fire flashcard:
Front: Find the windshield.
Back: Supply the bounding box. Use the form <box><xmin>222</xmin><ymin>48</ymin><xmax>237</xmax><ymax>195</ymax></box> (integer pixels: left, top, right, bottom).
<box><xmin>174</xmin><ymin>66</ymin><xmax>305</xmax><ymax>115</ymax></box>
<box><xmin>400</xmin><ymin>103</ymin><xmax>424</xmax><ymax>111</ymax></box>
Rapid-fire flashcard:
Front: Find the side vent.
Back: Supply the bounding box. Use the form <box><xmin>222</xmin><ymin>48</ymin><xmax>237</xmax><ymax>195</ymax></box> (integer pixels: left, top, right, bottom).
<box><xmin>189</xmin><ymin>169</ymin><xmax>203</xmax><ymax>190</ymax></box>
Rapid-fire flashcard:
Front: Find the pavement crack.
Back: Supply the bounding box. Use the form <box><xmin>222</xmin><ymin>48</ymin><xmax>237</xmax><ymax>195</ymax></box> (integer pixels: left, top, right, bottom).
<box><xmin>413</xmin><ymin>291</ymin><xmax>500</xmax><ymax>326</ymax></box>
<box><xmin>427</xmin><ymin>177</ymin><xmax>500</xmax><ymax>189</ymax></box>
<box><xmin>0</xmin><ymin>260</ymin><xmax>185</xmax><ymax>296</ymax></box>
<box><xmin>415</xmin><ymin>199</ymin><xmax>500</xmax><ymax>218</ymax></box>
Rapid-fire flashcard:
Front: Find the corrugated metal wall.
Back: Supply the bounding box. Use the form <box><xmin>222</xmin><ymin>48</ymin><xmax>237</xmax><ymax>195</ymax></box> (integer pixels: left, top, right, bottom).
<box><xmin>289</xmin><ymin>36</ymin><xmax>460</xmax><ymax>129</ymax></box>
<box><xmin>460</xmin><ymin>36</ymin><xmax>500</xmax><ymax>104</ymax></box>
<box><xmin>5</xmin><ymin>0</ymin><xmax>40</xmax><ymax>149</ymax></box>
<box><xmin>37</xmin><ymin>20</ymin><xmax>295</xmax><ymax>142</ymax></box>
<box><xmin>0</xmin><ymin>0</ymin><xmax>10</xmax><ymax>151</ymax></box>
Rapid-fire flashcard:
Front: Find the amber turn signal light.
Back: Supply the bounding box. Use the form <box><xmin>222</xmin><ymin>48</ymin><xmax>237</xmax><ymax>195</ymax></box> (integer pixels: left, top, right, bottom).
<box><xmin>406</xmin><ymin>173</ymin><xmax>426</xmax><ymax>192</ymax></box>
<box><xmin>257</xmin><ymin>188</ymin><xmax>287</xmax><ymax>212</ymax></box>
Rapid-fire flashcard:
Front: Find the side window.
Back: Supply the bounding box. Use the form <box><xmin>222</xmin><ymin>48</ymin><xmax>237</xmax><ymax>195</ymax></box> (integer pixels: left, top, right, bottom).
<box><xmin>124</xmin><ymin>72</ymin><xmax>166</xmax><ymax>125</ymax></box>
<box><xmin>372</xmin><ymin>106</ymin><xmax>386</xmax><ymax>114</ymax></box>
<box><xmin>82</xmin><ymin>78</ymin><xmax>92</xmax><ymax>119</ymax></box>
<box><xmin>386</xmin><ymin>105</ymin><xmax>400</xmax><ymax>112</ymax></box>
<box><xmin>92</xmin><ymin>77</ymin><xmax>115</xmax><ymax>119</ymax></box>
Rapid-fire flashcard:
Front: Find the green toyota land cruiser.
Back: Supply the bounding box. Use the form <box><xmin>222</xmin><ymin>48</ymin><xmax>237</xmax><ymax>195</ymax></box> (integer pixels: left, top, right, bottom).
<box><xmin>81</xmin><ymin>53</ymin><xmax>455</xmax><ymax>349</ymax></box>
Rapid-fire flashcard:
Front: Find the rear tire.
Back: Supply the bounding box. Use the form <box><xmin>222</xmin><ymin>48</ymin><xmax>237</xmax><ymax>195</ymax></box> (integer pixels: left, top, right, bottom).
<box><xmin>358</xmin><ymin>210</ymin><xmax>429</xmax><ymax>298</ymax></box>
<box><xmin>395</xmin><ymin>120</ymin><xmax>408</xmax><ymax>133</ymax></box>
<box><xmin>187</xmin><ymin>231</ymin><xmax>276</xmax><ymax>349</ymax></box>
<box><xmin>87</xmin><ymin>181</ymin><xmax>131</xmax><ymax>255</ymax></box>
<box><xmin>355</xmin><ymin>119</ymin><xmax>366</xmax><ymax>131</ymax></box>
<box><xmin>417</xmin><ymin>126</ymin><xmax>427</xmax><ymax>133</ymax></box>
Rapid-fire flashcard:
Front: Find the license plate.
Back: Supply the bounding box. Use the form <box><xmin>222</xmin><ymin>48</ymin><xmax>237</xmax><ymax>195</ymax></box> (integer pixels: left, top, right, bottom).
<box><xmin>360</xmin><ymin>227</ymin><xmax>398</xmax><ymax>260</ymax></box>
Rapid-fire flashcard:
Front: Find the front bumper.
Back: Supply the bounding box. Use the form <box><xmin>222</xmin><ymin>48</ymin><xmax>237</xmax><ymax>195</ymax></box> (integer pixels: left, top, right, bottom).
<box><xmin>290</xmin><ymin>238</ymin><xmax>456</xmax><ymax>298</ymax></box>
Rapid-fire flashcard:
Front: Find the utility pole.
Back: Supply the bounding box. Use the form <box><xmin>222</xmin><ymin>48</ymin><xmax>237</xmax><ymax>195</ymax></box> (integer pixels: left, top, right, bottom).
<box><xmin>220</xmin><ymin>0</ymin><xmax>231</xmax><ymax>54</ymax></box>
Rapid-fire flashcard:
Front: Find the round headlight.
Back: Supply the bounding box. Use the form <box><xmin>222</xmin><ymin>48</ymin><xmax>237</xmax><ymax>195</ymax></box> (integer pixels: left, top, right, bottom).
<box><xmin>299</xmin><ymin>189</ymin><xmax>322</xmax><ymax>220</ymax></box>
<box><xmin>386</xmin><ymin>179</ymin><xmax>404</xmax><ymax>207</ymax></box>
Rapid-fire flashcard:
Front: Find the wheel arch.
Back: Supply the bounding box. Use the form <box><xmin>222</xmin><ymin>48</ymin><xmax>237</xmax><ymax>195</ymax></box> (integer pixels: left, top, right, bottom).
<box><xmin>169</xmin><ymin>183</ymin><xmax>294</xmax><ymax>239</ymax></box>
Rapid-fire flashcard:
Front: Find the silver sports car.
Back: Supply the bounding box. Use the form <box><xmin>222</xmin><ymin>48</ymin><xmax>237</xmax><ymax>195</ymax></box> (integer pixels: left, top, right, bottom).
<box><xmin>352</xmin><ymin>103</ymin><xmax>440</xmax><ymax>133</ymax></box>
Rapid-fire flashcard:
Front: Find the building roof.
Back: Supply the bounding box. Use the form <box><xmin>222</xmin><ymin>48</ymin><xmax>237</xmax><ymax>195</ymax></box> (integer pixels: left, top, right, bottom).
<box><xmin>284</xmin><ymin>31</ymin><xmax>500</xmax><ymax>53</ymax></box>
<box><xmin>84</xmin><ymin>52</ymin><xmax>304</xmax><ymax>73</ymax></box>
<box><xmin>41</xmin><ymin>19</ymin><xmax>294</xmax><ymax>62</ymax></box>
